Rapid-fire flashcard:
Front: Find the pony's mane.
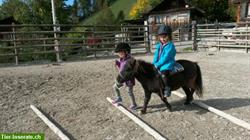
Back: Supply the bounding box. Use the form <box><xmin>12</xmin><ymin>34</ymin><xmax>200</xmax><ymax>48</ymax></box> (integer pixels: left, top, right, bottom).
<box><xmin>137</xmin><ymin>59</ymin><xmax>157</xmax><ymax>78</ymax></box>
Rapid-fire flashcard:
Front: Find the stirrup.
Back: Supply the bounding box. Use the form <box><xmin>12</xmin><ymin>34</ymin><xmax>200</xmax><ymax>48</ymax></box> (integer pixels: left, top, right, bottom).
<box><xmin>164</xmin><ymin>88</ymin><xmax>171</xmax><ymax>97</ymax></box>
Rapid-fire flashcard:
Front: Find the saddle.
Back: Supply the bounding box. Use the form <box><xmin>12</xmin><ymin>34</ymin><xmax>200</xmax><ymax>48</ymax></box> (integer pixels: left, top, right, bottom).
<box><xmin>155</xmin><ymin>62</ymin><xmax>184</xmax><ymax>77</ymax></box>
<box><xmin>170</xmin><ymin>62</ymin><xmax>184</xmax><ymax>75</ymax></box>
<box><xmin>155</xmin><ymin>62</ymin><xmax>184</xmax><ymax>86</ymax></box>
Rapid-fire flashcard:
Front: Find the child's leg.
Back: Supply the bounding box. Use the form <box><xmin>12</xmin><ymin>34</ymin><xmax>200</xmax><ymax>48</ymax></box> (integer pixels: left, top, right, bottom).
<box><xmin>161</xmin><ymin>70</ymin><xmax>171</xmax><ymax>97</ymax></box>
<box><xmin>127</xmin><ymin>86</ymin><xmax>137</xmax><ymax>107</ymax></box>
<box><xmin>112</xmin><ymin>82</ymin><xmax>123</xmax><ymax>103</ymax></box>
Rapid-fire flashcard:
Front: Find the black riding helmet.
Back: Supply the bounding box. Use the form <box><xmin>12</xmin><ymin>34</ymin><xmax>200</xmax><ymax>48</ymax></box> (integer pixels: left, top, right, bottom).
<box><xmin>115</xmin><ymin>43</ymin><xmax>131</xmax><ymax>53</ymax></box>
<box><xmin>157</xmin><ymin>25</ymin><xmax>172</xmax><ymax>36</ymax></box>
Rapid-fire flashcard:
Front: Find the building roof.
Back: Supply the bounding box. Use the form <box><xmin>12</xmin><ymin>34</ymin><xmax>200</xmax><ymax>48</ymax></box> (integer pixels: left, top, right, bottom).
<box><xmin>231</xmin><ymin>0</ymin><xmax>245</xmax><ymax>4</ymax></box>
<box><xmin>0</xmin><ymin>17</ymin><xmax>19</xmax><ymax>24</ymax></box>
<box><xmin>145</xmin><ymin>0</ymin><xmax>205</xmax><ymax>16</ymax></box>
<box><xmin>0</xmin><ymin>17</ymin><xmax>19</xmax><ymax>32</ymax></box>
<box><xmin>149</xmin><ymin>0</ymin><xmax>186</xmax><ymax>13</ymax></box>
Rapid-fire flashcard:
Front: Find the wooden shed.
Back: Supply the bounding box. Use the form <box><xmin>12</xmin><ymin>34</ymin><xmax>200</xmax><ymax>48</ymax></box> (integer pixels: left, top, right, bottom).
<box><xmin>232</xmin><ymin>0</ymin><xmax>250</xmax><ymax>22</ymax></box>
<box><xmin>144</xmin><ymin>0</ymin><xmax>204</xmax><ymax>46</ymax></box>
<box><xmin>145</xmin><ymin>0</ymin><xmax>204</xmax><ymax>30</ymax></box>
<box><xmin>0</xmin><ymin>17</ymin><xmax>19</xmax><ymax>40</ymax></box>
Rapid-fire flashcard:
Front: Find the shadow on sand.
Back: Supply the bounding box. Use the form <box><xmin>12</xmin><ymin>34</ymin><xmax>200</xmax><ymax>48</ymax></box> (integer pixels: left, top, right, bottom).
<box><xmin>136</xmin><ymin>98</ymin><xmax>250</xmax><ymax>114</ymax></box>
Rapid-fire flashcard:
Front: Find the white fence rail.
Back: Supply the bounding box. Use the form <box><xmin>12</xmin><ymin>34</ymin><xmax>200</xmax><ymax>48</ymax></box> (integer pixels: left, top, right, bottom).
<box><xmin>197</xmin><ymin>22</ymin><xmax>250</xmax><ymax>53</ymax></box>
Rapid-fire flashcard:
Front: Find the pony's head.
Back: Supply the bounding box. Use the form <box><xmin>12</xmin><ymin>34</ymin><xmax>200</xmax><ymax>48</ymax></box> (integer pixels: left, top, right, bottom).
<box><xmin>116</xmin><ymin>58</ymin><xmax>159</xmax><ymax>84</ymax></box>
<box><xmin>121</xmin><ymin>57</ymin><xmax>137</xmax><ymax>79</ymax></box>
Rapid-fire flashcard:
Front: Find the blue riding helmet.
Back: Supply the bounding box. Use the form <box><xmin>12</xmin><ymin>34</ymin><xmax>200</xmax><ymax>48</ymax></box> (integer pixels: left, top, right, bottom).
<box><xmin>157</xmin><ymin>25</ymin><xmax>172</xmax><ymax>36</ymax></box>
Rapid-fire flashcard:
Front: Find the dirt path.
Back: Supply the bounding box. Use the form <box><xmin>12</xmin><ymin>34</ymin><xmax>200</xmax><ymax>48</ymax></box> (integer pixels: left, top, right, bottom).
<box><xmin>0</xmin><ymin>52</ymin><xmax>250</xmax><ymax>140</ymax></box>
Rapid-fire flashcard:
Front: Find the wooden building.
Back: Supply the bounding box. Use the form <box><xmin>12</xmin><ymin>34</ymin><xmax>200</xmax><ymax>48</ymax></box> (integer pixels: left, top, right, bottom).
<box><xmin>144</xmin><ymin>0</ymin><xmax>204</xmax><ymax>46</ymax></box>
<box><xmin>145</xmin><ymin>0</ymin><xmax>204</xmax><ymax>31</ymax></box>
<box><xmin>0</xmin><ymin>17</ymin><xmax>19</xmax><ymax>40</ymax></box>
<box><xmin>232</xmin><ymin>0</ymin><xmax>250</xmax><ymax>22</ymax></box>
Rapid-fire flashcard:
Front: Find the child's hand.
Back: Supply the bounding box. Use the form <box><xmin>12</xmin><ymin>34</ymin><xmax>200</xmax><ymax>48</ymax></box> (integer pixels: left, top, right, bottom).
<box><xmin>154</xmin><ymin>65</ymin><xmax>161</xmax><ymax>74</ymax></box>
<box><xmin>115</xmin><ymin>60</ymin><xmax>120</xmax><ymax>70</ymax></box>
<box><xmin>154</xmin><ymin>65</ymin><xmax>158</xmax><ymax>70</ymax></box>
<box><xmin>115</xmin><ymin>60</ymin><xmax>120</xmax><ymax>67</ymax></box>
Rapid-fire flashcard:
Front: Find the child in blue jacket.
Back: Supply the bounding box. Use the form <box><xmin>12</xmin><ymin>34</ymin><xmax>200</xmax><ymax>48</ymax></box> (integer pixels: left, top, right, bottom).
<box><xmin>152</xmin><ymin>25</ymin><xmax>176</xmax><ymax>97</ymax></box>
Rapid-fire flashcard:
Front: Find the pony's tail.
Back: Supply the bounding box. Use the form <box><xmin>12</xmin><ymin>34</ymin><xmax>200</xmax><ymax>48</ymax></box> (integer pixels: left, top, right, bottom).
<box><xmin>195</xmin><ymin>63</ymin><xmax>203</xmax><ymax>98</ymax></box>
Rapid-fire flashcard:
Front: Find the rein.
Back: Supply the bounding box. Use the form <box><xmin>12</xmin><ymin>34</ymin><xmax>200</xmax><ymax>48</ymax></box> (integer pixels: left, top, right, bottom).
<box><xmin>133</xmin><ymin>59</ymin><xmax>140</xmax><ymax>74</ymax></box>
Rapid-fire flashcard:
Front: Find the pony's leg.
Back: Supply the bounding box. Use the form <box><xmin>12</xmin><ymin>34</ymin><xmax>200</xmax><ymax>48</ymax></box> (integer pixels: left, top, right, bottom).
<box><xmin>157</xmin><ymin>90</ymin><xmax>172</xmax><ymax>111</ymax></box>
<box><xmin>182</xmin><ymin>87</ymin><xmax>194</xmax><ymax>105</ymax></box>
<box><xmin>141</xmin><ymin>90</ymin><xmax>152</xmax><ymax>114</ymax></box>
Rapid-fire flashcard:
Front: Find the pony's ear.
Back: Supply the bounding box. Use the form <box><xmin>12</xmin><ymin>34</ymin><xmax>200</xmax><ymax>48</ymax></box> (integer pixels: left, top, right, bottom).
<box><xmin>131</xmin><ymin>58</ymin><xmax>139</xmax><ymax>72</ymax></box>
<box><xmin>131</xmin><ymin>58</ymin><xmax>136</xmax><ymax>67</ymax></box>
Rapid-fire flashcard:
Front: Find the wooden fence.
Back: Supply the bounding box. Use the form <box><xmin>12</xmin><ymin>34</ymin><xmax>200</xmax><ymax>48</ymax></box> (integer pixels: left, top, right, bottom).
<box><xmin>1</xmin><ymin>22</ymin><xmax>250</xmax><ymax>65</ymax></box>
<box><xmin>0</xmin><ymin>24</ymin><xmax>150</xmax><ymax>65</ymax></box>
<box><xmin>197</xmin><ymin>22</ymin><xmax>250</xmax><ymax>53</ymax></box>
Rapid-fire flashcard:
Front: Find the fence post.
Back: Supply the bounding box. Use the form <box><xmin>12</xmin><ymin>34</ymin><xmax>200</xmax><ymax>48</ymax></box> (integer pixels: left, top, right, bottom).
<box><xmin>192</xmin><ymin>21</ymin><xmax>197</xmax><ymax>51</ymax></box>
<box><xmin>82</xmin><ymin>34</ymin><xmax>87</xmax><ymax>56</ymax></box>
<box><xmin>43</xmin><ymin>40</ymin><xmax>47</xmax><ymax>59</ymax></box>
<box><xmin>144</xmin><ymin>21</ymin><xmax>151</xmax><ymax>53</ymax></box>
<box><xmin>12</xmin><ymin>23</ymin><xmax>18</xmax><ymax>65</ymax></box>
<box><xmin>246</xmin><ymin>23</ymin><xmax>248</xmax><ymax>53</ymax></box>
<box><xmin>92</xmin><ymin>26</ymin><xmax>97</xmax><ymax>58</ymax></box>
<box><xmin>53</xmin><ymin>24</ymin><xmax>61</xmax><ymax>63</ymax></box>
<box><xmin>216</xmin><ymin>20</ymin><xmax>221</xmax><ymax>51</ymax></box>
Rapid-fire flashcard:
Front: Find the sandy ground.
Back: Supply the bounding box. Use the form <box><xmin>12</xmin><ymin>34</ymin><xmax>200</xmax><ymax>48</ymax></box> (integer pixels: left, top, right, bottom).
<box><xmin>1</xmin><ymin>51</ymin><xmax>250</xmax><ymax>140</ymax></box>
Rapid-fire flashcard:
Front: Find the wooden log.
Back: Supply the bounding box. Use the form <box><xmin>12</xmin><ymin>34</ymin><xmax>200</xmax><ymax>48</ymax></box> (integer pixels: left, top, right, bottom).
<box><xmin>172</xmin><ymin>91</ymin><xmax>250</xmax><ymax>130</ymax></box>
<box><xmin>106</xmin><ymin>97</ymin><xmax>167</xmax><ymax>140</ymax></box>
<box><xmin>193</xmin><ymin>100</ymin><xmax>250</xmax><ymax>130</ymax></box>
<box><xmin>30</xmin><ymin>105</ymin><xmax>70</xmax><ymax>140</ymax></box>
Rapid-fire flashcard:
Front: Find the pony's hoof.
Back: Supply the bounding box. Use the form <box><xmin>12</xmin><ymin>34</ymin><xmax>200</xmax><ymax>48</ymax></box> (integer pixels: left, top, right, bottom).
<box><xmin>165</xmin><ymin>109</ymin><xmax>170</xmax><ymax>113</ymax></box>
<box><xmin>184</xmin><ymin>100</ymin><xmax>193</xmax><ymax>105</ymax></box>
<box><xmin>139</xmin><ymin>110</ymin><xmax>146</xmax><ymax>115</ymax></box>
<box><xmin>169</xmin><ymin>108</ymin><xmax>173</xmax><ymax>112</ymax></box>
<box><xmin>184</xmin><ymin>102</ymin><xmax>191</xmax><ymax>105</ymax></box>
<box><xmin>165</xmin><ymin>107</ymin><xmax>172</xmax><ymax>112</ymax></box>
<box><xmin>184</xmin><ymin>98</ymin><xmax>194</xmax><ymax>105</ymax></box>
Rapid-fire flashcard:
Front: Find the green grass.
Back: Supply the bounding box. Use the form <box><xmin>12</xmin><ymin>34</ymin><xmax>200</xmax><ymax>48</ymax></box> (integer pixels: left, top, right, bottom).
<box><xmin>82</xmin><ymin>0</ymin><xmax>137</xmax><ymax>25</ymax></box>
<box><xmin>111</xmin><ymin>0</ymin><xmax>137</xmax><ymax>19</ymax></box>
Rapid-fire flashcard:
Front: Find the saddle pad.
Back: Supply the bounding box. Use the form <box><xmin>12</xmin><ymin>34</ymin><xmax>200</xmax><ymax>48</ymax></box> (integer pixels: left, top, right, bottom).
<box><xmin>170</xmin><ymin>62</ymin><xmax>184</xmax><ymax>75</ymax></box>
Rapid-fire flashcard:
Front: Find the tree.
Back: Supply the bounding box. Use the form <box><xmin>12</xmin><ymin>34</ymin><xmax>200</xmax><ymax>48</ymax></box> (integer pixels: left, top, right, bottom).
<box><xmin>94</xmin><ymin>0</ymin><xmax>117</xmax><ymax>12</ymax></box>
<box><xmin>190</xmin><ymin>0</ymin><xmax>234</xmax><ymax>22</ymax></box>
<box><xmin>149</xmin><ymin>0</ymin><xmax>162</xmax><ymax>8</ymax></box>
<box><xmin>227</xmin><ymin>4</ymin><xmax>237</xmax><ymax>21</ymax></box>
<box><xmin>96</xmin><ymin>7</ymin><xmax>115</xmax><ymax>26</ymax></box>
<box><xmin>0</xmin><ymin>0</ymin><xmax>70</xmax><ymax>24</ymax></box>
<box><xmin>79</xmin><ymin>0</ymin><xmax>92</xmax><ymax>18</ymax></box>
<box><xmin>0</xmin><ymin>0</ymin><xmax>32</xmax><ymax>23</ymax></box>
<box><xmin>70</xmin><ymin>0</ymin><xmax>79</xmax><ymax>23</ymax></box>
<box><xmin>29</xmin><ymin>0</ymin><xmax>53</xmax><ymax>24</ymax></box>
<box><xmin>129</xmin><ymin>0</ymin><xmax>153</xmax><ymax>19</ymax></box>
<box><xmin>54</xmin><ymin>0</ymin><xmax>70</xmax><ymax>24</ymax></box>
<box><xmin>116</xmin><ymin>10</ymin><xmax>125</xmax><ymax>23</ymax></box>
<box><xmin>95</xmin><ymin>0</ymin><xmax>109</xmax><ymax>11</ymax></box>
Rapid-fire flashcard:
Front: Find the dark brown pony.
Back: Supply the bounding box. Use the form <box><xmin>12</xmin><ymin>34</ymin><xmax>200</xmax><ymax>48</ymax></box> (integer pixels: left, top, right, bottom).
<box><xmin>117</xmin><ymin>58</ymin><xmax>203</xmax><ymax>114</ymax></box>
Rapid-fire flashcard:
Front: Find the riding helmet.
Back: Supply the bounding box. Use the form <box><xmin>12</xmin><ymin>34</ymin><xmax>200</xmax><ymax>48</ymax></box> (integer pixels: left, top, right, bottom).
<box><xmin>115</xmin><ymin>43</ymin><xmax>131</xmax><ymax>53</ymax></box>
<box><xmin>157</xmin><ymin>25</ymin><xmax>172</xmax><ymax>36</ymax></box>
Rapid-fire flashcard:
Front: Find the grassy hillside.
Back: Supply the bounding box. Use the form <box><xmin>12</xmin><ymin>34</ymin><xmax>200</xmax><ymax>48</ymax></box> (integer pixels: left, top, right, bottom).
<box><xmin>82</xmin><ymin>0</ymin><xmax>137</xmax><ymax>25</ymax></box>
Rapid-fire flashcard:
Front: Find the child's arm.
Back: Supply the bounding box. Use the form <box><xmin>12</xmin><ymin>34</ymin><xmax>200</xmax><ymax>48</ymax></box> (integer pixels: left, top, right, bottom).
<box><xmin>152</xmin><ymin>43</ymin><xmax>160</xmax><ymax>65</ymax></box>
<box><xmin>154</xmin><ymin>44</ymin><xmax>175</xmax><ymax>68</ymax></box>
<box><xmin>115</xmin><ymin>60</ymin><xmax>120</xmax><ymax>70</ymax></box>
